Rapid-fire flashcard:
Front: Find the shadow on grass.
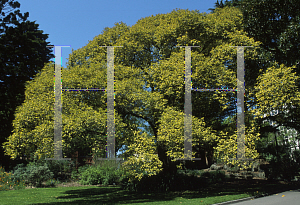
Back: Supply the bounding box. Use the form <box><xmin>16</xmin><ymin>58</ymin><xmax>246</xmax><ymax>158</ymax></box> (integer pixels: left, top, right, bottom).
<box><xmin>30</xmin><ymin>186</ymin><xmax>244</xmax><ymax>205</ymax></box>
<box><xmin>30</xmin><ymin>178</ymin><xmax>300</xmax><ymax>205</ymax></box>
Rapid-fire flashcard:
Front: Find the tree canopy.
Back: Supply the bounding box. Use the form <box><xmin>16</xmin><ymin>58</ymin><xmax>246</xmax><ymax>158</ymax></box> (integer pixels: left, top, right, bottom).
<box><xmin>210</xmin><ymin>0</ymin><xmax>300</xmax><ymax>143</ymax></box>
<box><xmin>3</xmin><ymin>7</ymin><xmax>262</xmax><ymax>180</ymax></box>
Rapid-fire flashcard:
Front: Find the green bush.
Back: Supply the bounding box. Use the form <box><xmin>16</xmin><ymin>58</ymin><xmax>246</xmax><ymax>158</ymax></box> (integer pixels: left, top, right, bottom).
<box><xmin>10</xmin><ymin>164</ymin><xmax>28</xmax><ymax>185</ymax></box>
<box><xmin>25</xmin><ymin>163</ymin><xmax>54</xmax><ymax>187</ymax></box>
<box><xmin>103</xmin><ymin>167</ymin><xmax>124</xmax><ymax>185</ymax></box>
<box><xmin>258</xmin><ymin>143</ymin><xmax>300</xmax><ymax>181</ymax></box>
<box><xmin>121</xmin><ymin>171</ymin><xmax>204</xmax><ymax>193</ymax></box>
<box><xmin>33</xmin><ymin>158</ymin><xmax>76</xmax><ymax>181</ymax></box>
<box><xmin>121</xmin><ymin>169</ymin><xmax>228</xmax><ymax>193</ymax></box>
<box><xmin>11</xmin><ymin>162</ymin><xmax>54</xmax><ymax>187</ymax></box>
<box><xmin>0</xmin><ymin>166</ymin><xmax>26</xmax><ymax>191</ymax></box>
<box><xmin>184</xmin><ymin>169</ymin><xmax>203</xmax><ymax>176</ymax></box>
<box><xmin>71</xmin><ymin>164</ymin><xmax>90</xmax><ymax>181</ymax></box>
<box><xmin>79</xmin><ymin>161</ymin><xmax>123</xmax><ymax>186</ymax></box>
<box><xmin>80</xmin><ymin>166</ymin><xmax>103</xmax><ymax>185</ymax></box>
<box><xmin>201</xmin><ymin>170</ymin><xmax>227</xmax><ymax>184</ymax></box>
<box><xmin>44</xmin><ymin>178</ymin><xmax>57</xmax><ymax>187</ymax></box>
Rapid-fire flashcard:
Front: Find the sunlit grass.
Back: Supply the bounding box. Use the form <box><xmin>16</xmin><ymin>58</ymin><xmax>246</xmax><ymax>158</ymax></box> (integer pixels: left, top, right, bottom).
<box><xmin>0</xmin><ymin>185</ymin><xmax>251</xmax><ymax>205</ymax></box>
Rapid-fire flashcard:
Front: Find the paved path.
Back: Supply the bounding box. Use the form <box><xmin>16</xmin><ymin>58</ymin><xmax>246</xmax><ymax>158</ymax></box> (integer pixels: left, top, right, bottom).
<box><xmin>221</xmin><ymin>189</ymin><xmax>300</xmax><ymax>205</ymax></box>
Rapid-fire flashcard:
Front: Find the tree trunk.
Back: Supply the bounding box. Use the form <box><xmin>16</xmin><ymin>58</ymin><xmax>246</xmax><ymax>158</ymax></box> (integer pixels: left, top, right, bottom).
<box><xmin>205</xmin><ymin>151</ymin><xmax>209</xmax><ymax>166</ymax></box>
<box><xmin>157</xmin><ymin>142</ymin><xmax>177</xmax><ymax>176</ymax></box>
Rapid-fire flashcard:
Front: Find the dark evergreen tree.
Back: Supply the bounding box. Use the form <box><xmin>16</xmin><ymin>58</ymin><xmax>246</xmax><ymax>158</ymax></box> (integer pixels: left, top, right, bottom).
<box><xmin>0</xmin><ymin>1</ymin><xmax>54</xmax><ymax>171</ymax></box>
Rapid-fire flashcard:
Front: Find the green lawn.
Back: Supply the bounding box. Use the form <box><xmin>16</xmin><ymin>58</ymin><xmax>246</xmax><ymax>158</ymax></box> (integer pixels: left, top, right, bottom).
<box><xmin>1</xmin><ymin>178</ymin><xmax>299</xmax><ymax>205</ymax></box>
<box><xmin>0</xmin><ymin>185</ymin><xmax>250</xmax><ymax>205</ymax></box>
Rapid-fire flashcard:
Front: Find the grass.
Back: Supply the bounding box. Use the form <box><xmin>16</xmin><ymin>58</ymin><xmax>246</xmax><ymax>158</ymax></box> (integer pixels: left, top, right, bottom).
<box><xmin>1</xmin><ymin>178</ymin><xmax>299</xmax><ymax>205</ymax></box>
<box><xmin>1</xmin><ymin>163</ymin><xmax>300</xmax><ymax>205</ymax></box>
<box><xmin>0</xmin><ymin>184</ymin><xmax>249</xmax><ymax>205</ymax></box>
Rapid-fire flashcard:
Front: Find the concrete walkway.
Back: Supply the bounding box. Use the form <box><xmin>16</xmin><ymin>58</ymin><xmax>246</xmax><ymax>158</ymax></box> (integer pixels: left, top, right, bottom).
<box><xmin>214</xmin><ymin>189</ymin><xmax>300</xmax><ymax>205</ymax></box>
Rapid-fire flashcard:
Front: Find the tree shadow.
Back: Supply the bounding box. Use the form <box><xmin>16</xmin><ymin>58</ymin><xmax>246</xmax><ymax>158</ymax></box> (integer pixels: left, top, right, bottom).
<box><xmin>30</xmin><ymin>177</ymin><xmax>300</xmax><ymax>205</ymax></box>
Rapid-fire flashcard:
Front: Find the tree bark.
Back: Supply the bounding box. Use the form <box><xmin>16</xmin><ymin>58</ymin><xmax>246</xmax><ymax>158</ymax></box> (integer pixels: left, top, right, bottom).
<box><xmin>157</xmin><ymin>141</ymin><xmax>177</xmax><ymax>176</ymax></box>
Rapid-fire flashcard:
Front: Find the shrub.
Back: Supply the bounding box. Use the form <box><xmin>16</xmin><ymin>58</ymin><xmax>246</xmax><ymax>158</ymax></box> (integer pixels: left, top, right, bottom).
<box><xmin>80</xmin><ymin>166</ymin><xmax>104</xmax><ymax>185</ymax></box>
<box><xmin>259</xmin><ymin>144</ymin><xmax>300</xmax><ymax>181</ymax></box>
<box><xmin>44</xmin><ymin>178</ymin><xmax>58</xmax><ymax>187</ymax></box>
<box><xmin>34</xmin><ymin>158</ymin><xmax>76</xmax><ymax>181</ymax></box>
<box><xmin>103</xmin><ymin>167</ymin><xmax>124</xmax><ymax>185</ymax></box>
<box><xmin>121</xmin><ymin>170</ymin><xmax>198</xmax><ymax>193</ymax></box>
<box><xmin>11</xmin><ymin>162</ymin><xmax>54</xmax><ymax>187</ymax></box>
<box><xmin>121</xmin><ymin>169</ymin><xmax>228</xmax><ymax>193</ymax></box>
<box><xmin>0</xmin><ymin>166</ymin><xmax>26</xmax><ymax>191</ymax></box>
<box><xmin>184</xmin><ymin>169</ymin><xmax>203</xmax><ymax>176</ymax></box>
<box><xmin>25</xmin><ymin>163</ymin><xmax>54</xmax><ymax>187</ymax></box>
<box><xmin>10</xmin><ymin>164</ymin><xmax>28</xmax><ymax>184</ymax></box>
<box><xmin>201</xmin><ymin>170</ymin><xmax>226</xmax><ymax>184</ymax></box>
<box><xmin>79</xmin><ymin>160</ymin><xmax>123</xmax><ymax>185</ymax></box>
<box><xmin>71</xmin><ymin>164</ymin><xmax>90</xmax><ymax>181</ymax></box>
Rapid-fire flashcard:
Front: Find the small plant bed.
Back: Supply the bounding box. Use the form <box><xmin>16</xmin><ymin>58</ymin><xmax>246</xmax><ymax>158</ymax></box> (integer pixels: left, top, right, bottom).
<box><xmin>23</xmin><ymin>178</ymin><xmax>120</xmax><ymax>189</ymax></box>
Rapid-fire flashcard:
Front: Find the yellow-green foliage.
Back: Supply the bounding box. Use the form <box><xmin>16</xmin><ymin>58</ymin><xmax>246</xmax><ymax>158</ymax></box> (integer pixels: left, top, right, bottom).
<box><xmin>120</xmin><ymin>131</ymin><xmax>163</xmax><ymax>182</ymax></box>
<box><xmin>2</xmin><ymin>62</ymin><xmax>127</xmax><ymax>160</ymax></box>
<box><xmin>157</xmin><ymin>106</ymin><xmax>218</xmax><ymax>168</ymax></box>
<box><xmin>3</xmin><ymin>7</ymin><xmax>264</xmax><ymax>180</ymax></box>
<box><xmin>251</xmin><ymin>64</ymin><xmax>300</xmax><ymax>120</ymax></box>
<box><xmin>243</xmin><ymin>64</ymin><xmax>300</xmax><ymax>169</ymax></box>
<box><xmin>213</xmin><ymin>122</ymin><xmax>260</xmax><ymax>169</ymax></box>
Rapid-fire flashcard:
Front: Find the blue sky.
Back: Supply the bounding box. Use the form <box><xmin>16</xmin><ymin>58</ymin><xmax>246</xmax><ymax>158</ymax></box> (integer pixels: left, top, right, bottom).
<box><xmin>17</xmin><ymin>0</ymin><xmax>217</xmax><ymax>68</ymax></box>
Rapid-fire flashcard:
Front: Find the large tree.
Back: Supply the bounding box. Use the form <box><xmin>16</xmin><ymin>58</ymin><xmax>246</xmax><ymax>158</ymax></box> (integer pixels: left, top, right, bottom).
<box><xmin>241</xmin><ymin>0</ymin><xmax>300</xmax><ymax>138</ymax></box>
<box><xmin>0</xmin><ymin>0</ymin><xmax>54</xmax><ymax>171</ymax></box>
<box><xmin>3</xmin><ymin>7</ymin><xmax>262</xmax><ymax>180</ymax></box>
<box><xmin>210</xmin><ymin>0</ymin><xmax>300</xmax><ymax>180</ymax></box>
<box><xmin>211</xmin><ymin>0</ymin><xmax>300</xmax><ymax>131</ymax></box>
